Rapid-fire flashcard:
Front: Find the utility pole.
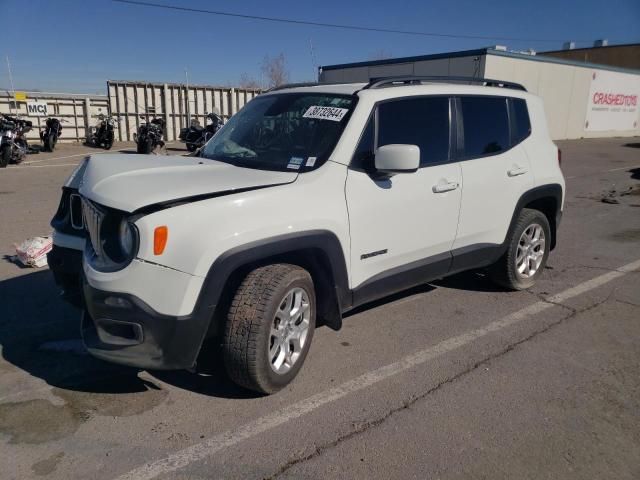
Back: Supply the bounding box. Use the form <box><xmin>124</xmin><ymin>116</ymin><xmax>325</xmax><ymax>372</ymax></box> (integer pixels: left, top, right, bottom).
<box><xmin>185</xmin><ymin>68</ymin><xmax>191</xmax><ymax>127</ymax></box>
<box><xmin>6</xmin><ymin>55</ymin><xmax>15</xmax><ymax>114</ymax></box>
<box><xmin>309</xmin><ymin>38</ymin><xmax>318</xmax><ymax>81</ymax></box>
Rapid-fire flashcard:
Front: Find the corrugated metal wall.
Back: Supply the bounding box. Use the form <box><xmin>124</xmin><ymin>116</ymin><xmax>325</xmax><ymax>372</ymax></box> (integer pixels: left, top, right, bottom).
<box><xmin>0</xmin><ymin>91</ymin><xmax>109</xmax><ymax>143</ymax></box>
<box><xmin>319</xmin><ymin>55</ymin><xmax>484</xmax><ymax>83</ymax></box>
<box><xmin>107</xmin><ymin>81</ymin><xmax>261</xmax><ymax>141</ymax></box>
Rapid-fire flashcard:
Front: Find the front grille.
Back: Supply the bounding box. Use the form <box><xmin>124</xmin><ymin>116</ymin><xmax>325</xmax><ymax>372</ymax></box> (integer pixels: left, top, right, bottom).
<box><xmin>82</xmin><ymin>198</ymin><xmax>105</xmax><ymax>257</ymax></box>
<box><xmin>70</xmin><ymin>193</ymin><xmax>84</xmax><ymax>230</ymax></box>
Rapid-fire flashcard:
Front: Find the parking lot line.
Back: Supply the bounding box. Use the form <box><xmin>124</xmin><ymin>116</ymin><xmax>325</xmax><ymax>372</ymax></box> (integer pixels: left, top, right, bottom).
<box><xmin>21</xmin><ymin>142</ymin><xmax>180</xmax><ymax>165</ymax></box>
<box><xmin>114</xmin><ymin>258</ymin><xmax>640</xmax><ymax>480</ymax></box>
<box><xmin>22</xmin><ymin>152</ymin><xmax>96</xmax><ymax>164</ymax></box>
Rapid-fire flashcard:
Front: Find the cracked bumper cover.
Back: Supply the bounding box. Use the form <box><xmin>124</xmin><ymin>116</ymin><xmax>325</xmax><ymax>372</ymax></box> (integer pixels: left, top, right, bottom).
<box><xmin>82</xmin><ymin>281</ymin><xmax>215</xmax><ymax>370</ymax></box>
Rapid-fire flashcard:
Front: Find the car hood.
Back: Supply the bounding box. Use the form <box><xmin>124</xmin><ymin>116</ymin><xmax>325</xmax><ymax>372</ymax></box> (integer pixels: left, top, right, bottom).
<box><xmin>78</xmin><ymin>154</ymin><xmax>298</xmax><ymax>212</ymax></box>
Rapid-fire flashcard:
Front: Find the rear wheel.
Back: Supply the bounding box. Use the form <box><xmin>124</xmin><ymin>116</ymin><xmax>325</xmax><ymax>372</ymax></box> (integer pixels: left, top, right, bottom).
<box><xmin>489</xmin><ymin>208</ymin><xmax>551</xmax><ymax>290</ymax></box>
<box><xmin>186</xmin><ymin>143</ymin><xmax>197</xmax><ymax>152</ymax></box>
<box><xmin>223</xmin><ymin>264</ymin><xmax>316</xmax><ymax>394</ymax></box>
<box><xmin>0</xmin><ymin>144</ymin><xmax>10</xmax><ymax>168</ymax></box>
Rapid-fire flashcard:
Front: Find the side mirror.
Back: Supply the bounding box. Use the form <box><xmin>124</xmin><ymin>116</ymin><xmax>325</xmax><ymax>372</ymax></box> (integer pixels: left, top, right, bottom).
<box><xmin>374</xmin><ymin>144</ymin><xmax>420</xmax><ymax>175</ymax></box>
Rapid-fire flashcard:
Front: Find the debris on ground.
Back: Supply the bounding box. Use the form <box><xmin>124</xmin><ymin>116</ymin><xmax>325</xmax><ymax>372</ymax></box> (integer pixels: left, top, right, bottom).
<box><xmin>14</xmin><ymin>236</ymin><xmax>52</xmax><ymax>268</ymax></box>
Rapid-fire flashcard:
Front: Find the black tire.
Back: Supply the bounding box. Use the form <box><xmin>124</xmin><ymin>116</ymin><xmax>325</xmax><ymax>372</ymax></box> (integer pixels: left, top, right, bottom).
<box><xmin>489</xmin><ymin>208</ymin><xmax>551</xmax><ymax>290</ymax></box>
<box><xmin>223</xmin><ymin>264</ymin><xmax>316</xmax><ymax>394</ymax></box>
<box><xmin>0</xmin><ymin>144</ymin><xmax>10</xmax><ymax>168</ymax></box>
<box><xmin>138</xmin><ymin>137</ymin><xmax>153</xmax><ymax>154</ymax></box>
<box><xmin>104</xmin><ymin>132</ymin><xmax>114</xmax><ymax>150</ymax></box>
<box><xmin>46</xmin><ymin>134</ymin><xmax>55</xmax><ymax>152</ymax></box>
<box><xmin>13</xmin><ymin>140</ymin><xmax>26</xmax><ymax>164</ymax></box>
<box><xmin>186</xmin><ymin>143</ymin><xmax>197</xmax><ymax>152</ymax></box>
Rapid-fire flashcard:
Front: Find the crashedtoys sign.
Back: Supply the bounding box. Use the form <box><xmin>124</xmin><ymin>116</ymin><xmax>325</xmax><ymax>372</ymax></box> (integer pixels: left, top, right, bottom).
<box><xmin>585</xmin><ymin>71</ymin><xmax>640</xmax><ymax>131</ymax></box>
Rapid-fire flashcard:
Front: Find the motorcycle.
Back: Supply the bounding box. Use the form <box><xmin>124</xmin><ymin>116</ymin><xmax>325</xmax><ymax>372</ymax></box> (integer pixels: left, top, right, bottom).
<box><xmin>87</xmin><ymin>114</ymin><xmax>118</xmax><ymax>149</ymax></box>
<box><xmin>40</xmin><ymin>117</ymin><xmax>64</xmax><ymax>152</ymax></box>
<box><xmin>134</xmin><ymin>116</ymin><xmax>166</xmax><ymax>154</ymax></box>
<box><xmin>179</xmin><ymin>110</ymin><xmax>223</xmax><ymax>152</ymax></box>
<box><xmin>0</xmin><ymin>114</ymin><xmax>32</xmax><ymax>168</ymax></box>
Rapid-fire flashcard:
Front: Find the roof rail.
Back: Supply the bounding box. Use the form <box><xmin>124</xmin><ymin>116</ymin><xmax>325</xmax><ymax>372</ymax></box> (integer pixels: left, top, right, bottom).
<box><xmin>363</xmin><ymin>76</ymin><xmax>527</xmax><ymax>91</ymax></box>
<box><xmin>266</xmin><ymin>80</ymin><xmax>372</xmax><ymax>92</ymax></box>
<box><xmin>266</xmin><ymin>82</ymin><xmax>323</xmax><ymax>92</ymax></box>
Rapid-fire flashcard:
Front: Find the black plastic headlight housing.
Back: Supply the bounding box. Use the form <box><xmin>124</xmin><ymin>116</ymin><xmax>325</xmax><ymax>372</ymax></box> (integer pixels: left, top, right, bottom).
<box><xmin>83</xmin><ymin>199</ymin><xmax>140</xmax><ymax>272</ymax></box>
<box><xmin>100</xmin><ymin>215</ymin><xmax>139</xmax><ymax>265</ymax></box>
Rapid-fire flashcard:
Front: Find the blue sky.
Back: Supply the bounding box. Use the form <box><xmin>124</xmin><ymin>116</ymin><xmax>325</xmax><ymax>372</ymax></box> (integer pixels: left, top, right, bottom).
<box><xmin>3</xmin><ymin>0</ymin><xmax>639</xmax><ymax>93</ymax></box>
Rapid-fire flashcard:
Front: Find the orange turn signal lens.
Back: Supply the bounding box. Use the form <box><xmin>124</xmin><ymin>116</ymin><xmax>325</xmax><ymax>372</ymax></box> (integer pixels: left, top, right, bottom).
<box><xmin>153</xmin><ymin>226</ymin><xmax>168</xmax><ymax>255</ymax></box>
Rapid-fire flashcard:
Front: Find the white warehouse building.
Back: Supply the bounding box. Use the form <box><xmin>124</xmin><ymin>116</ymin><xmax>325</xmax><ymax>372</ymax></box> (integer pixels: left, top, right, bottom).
<box><xmin>319</xmin><ymin>47</ymin><xmax>640</xmax><ymax>140</ymax></box>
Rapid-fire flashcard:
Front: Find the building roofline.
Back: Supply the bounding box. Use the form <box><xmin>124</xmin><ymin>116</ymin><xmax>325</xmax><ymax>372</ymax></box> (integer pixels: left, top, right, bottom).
<box><xmin>541</xmin><ymin>42</ymin><xmax>640</xmax><ymax>54</ymax></box>
<box><xmin>319</xmin><ymin>48</ymin><xmax>490</xmax><ymax>71</ymax></box>
<box><xmin>320</xmin><ymin>47</ymin><xmax>640</xmax><ymax>76</ymax></box>
<box><xmin>489</xmin><ymin>49</ymin><xmax>640</xmax><ymax>75</ymax></box>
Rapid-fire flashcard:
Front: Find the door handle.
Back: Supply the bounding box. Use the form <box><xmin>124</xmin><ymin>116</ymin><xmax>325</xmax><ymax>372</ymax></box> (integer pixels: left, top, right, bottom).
<box><xmin>432</xmin><ymin>181</ymin><xmax>459</xmax><ymax>193</ymax></box>
<box><xmin>507</xmin><ymin>166</ymin><xmax>528</xmax><ymax>177</ymax></box>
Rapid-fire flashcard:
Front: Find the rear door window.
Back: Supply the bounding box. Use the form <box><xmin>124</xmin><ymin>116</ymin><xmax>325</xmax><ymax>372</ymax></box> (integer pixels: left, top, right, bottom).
<box><xmin>460</xmin><ymin>96</ymin><xmax>510</xmax><ymax>157</ymax></box>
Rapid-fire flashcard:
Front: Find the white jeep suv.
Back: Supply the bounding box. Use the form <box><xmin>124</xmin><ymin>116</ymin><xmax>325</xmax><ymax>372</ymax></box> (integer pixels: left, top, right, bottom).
<box><xmin>48</xmin><ymin>77</ymin><xmax>564</xmax><ymax>394</ymax></box>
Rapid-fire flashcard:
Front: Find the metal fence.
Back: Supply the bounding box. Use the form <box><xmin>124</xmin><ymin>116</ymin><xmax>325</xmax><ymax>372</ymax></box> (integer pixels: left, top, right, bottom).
<box><xmin>0</xmin><ymin>91</ymin><xmax>109</xmax><ymax>143</ymax></box>
<box><xmin>1</xmin><ymin>81</ymin><xmax>262</xmax><ymax>144</ymax></box>
<box><xmin>107</xmin><ymin>81</ymin><xmax>262</xmax><ymax>141</ymax></box>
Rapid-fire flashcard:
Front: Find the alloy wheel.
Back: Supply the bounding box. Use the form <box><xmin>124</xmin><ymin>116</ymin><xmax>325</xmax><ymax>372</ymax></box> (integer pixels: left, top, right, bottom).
<box><xmin>269</xmin><ymin>287</ymin><xmax>311</xmax><ymax>374</ymax></box>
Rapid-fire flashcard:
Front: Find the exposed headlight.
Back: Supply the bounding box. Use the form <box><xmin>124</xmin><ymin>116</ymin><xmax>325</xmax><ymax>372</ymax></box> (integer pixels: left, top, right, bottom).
<box><xmin>89</xmin><ymin>207</ymin><xmax>140</xmax><ymax>271</ymax></box>
<box><xmin>119</xmin><ymin>219</ymin><xmax>136</xmax><ymax>257</ymax></box>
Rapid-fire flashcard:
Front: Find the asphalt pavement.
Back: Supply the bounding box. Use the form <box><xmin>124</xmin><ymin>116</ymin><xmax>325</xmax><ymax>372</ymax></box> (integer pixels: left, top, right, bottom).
<box><xmin>0</xmin><ymin>138</ymin><xmax>639</xmax><ymax>480</ymax></box>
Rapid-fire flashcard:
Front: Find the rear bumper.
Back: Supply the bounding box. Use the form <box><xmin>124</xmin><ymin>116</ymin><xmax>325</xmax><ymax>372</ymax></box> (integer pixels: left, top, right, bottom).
<box><xmin>82</xmin><ymin>281</ymin><xmax>215</xmax><ymax>370</ymax></box>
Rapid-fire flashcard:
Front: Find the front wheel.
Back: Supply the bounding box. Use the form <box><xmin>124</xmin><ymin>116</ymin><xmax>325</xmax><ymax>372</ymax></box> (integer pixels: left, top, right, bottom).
<box><xmin>104</xmin><ymin>132</ymin><xmax>114</xmax><ymax>150</ymax></box>
<box><xmin>138</xmin><ymin>137</ymin><xmax>153</xmax><ymax>154</ymax></box>
<box><xmin>0</xmin><ymin>144</ymin><xmax>10</xmax><ymax>168</ymax></box>
<box><xmin>186</xmin><ymin>143</ymin><xmax>197</xmax><ymax>152</ymax></box>
<box><xmin>223</xmin><ymin>264</ymin><xmax>316</xmax><ymax>394</ymax></box>
<box><xmin>46</xmin><ymin>134</ymin><xmax>56</xmax><ymax>152</ymax></box>
<box><xmin>489</xmin><ymin>208</ymin><xmax>551</xmax><ymax>290</ymax></box>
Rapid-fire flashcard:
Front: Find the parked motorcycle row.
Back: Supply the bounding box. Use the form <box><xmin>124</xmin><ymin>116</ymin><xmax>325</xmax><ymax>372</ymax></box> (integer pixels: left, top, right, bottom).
<box><xmin>0</xmin><ymin>108</ymin><xmax>224</xmax><ymax>168</ymax></box>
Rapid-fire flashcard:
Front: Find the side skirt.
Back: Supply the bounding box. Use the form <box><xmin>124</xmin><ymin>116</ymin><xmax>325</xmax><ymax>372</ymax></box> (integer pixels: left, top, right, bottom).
<box><xmin>348</xmin><ymin>243</ymin><xmax>505</xmax><ymax>311</ymax></box>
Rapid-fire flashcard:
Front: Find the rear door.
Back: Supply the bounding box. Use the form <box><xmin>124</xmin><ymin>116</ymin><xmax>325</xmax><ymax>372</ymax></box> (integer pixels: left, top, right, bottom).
<box><xmin>345</xmin><ymin>96</ymin><xmax>462</xmax><ymax>302</ymax></box>
<box><xmin>451</xmin><ymin>95</ymin><xmax>534</xmax><ymax>269</ymax></box>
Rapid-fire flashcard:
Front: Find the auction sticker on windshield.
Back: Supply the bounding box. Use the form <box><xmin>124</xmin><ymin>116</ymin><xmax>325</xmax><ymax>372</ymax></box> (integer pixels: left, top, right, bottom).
<box><xmin>303</xmin><ymin>106</ymin><xmax>349</xmax><ymax>122</ymax></box>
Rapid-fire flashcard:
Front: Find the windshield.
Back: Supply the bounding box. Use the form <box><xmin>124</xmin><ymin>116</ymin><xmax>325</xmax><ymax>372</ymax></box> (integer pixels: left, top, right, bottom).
<box><xmin>200</xmin><ymin>93</ymin><xmax>356</xmax><ymax>172</ymax></box>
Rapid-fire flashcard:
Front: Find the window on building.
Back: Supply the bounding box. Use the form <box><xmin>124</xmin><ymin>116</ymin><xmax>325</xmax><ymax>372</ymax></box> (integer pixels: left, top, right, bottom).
<box><xmin>460</xmin><ymin>96</ymin><xmax>510</xmax><ymax>157</ymax></box>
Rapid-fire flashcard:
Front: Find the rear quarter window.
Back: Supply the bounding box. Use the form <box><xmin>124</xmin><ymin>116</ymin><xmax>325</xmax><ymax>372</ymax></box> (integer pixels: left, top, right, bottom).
<box><xmin>460</xmin><ymin>96</ymin><xmax>510</xmax><ymax>157</ymax></box>
<box><xmin>511</xmin><ymin>98</ymin><xmax>532</xmax><ymax>144</ymax></box>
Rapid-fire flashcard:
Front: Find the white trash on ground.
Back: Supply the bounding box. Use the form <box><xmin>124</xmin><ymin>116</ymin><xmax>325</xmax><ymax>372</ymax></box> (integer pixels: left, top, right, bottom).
<box><xmin>14</xmin><ymin>236</ymin><xmax>53</xmax><ymax>268</ymax></box>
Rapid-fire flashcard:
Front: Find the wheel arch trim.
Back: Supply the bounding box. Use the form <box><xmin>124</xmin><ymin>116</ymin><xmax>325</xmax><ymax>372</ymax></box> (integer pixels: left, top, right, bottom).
<box><xmin>195</xmin><ymin>229</ymin><xmax>351</xmax><ymax>335</ymax></box>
